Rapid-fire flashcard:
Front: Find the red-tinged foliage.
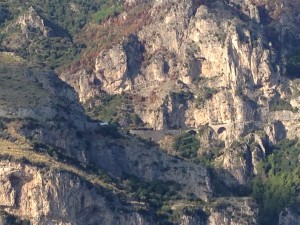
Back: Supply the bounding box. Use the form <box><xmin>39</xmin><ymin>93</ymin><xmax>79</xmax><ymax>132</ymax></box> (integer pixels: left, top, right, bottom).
<box><xmin>64</xmin><ymin>2</ymin><xmax>152</xmax><ymax>74</ymax></box>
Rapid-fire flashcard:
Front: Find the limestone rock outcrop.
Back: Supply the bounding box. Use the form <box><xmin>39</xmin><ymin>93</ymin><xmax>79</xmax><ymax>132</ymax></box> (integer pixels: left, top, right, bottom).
<box><xmin>61</xmin><ymin>0</ymin><xmax>300</xmax><ymax>142</ymax></box>
<box><xmin>208</xmin><ymin>198</ymin><xmax>258</xmax><ymax>225</ymax></box>
<box><xmin>0</xmin><ymin>0</ymin><xmax>299</xmax><ymax>224</ymax></box>
<box><xmin>3</xmin><ymin>7</ymin><xmax>53</xmax><ymax>50</ymax></box>
<box><xmin>0</xmin><ymin>62</ymin><xmax>213</xmax><ymax>223</ymax></box>
<box><xmin>0</xmin><ymin>161</ymin><xmax>151</xmax><ymax>225</ymax></box>
<box><xmin>16</xmin><ymin>7</ymin><xmax>53</xmax><ymax>39</ymax></box>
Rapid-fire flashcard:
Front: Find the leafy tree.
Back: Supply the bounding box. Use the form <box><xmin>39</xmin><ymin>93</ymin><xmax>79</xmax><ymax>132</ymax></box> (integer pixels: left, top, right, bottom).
<box><xmin>85</xmin><ymin>93</ymin><xmax>142</xmax><ymax>127</ymax></box>
<box><xmin>173</xmin><ymin>132</ymin><xmax>200</xmax><ymax>158</ymax></box>
<box><xmin>252</xmin><ymin>139</ymin><xmax>300</xmax><ymax>225</ymax></box>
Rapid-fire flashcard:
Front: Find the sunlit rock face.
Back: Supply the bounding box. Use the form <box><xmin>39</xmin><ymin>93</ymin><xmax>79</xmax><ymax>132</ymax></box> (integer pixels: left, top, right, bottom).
<box><xmin>61</xmin><ymin>0</ymin><xmax>300</xmax><ymax>142</ymax></box>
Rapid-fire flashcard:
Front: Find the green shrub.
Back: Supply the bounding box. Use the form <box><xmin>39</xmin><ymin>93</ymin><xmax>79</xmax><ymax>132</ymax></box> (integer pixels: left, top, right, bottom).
<box><xmin>0</xmin><ymin>7</ymin><xmax>11</xmax><ymax>25</ymax></box>
<box><xmin>85</xmin><ymin>93</ymin><xmax>142</xmax><ymax>127</ymax></box>
<box><xmin>230</xmin><ymin>140</ymin><xmax>242</xmax><ymax>148</ymax></box>
<box><xmin>1</xmin><ymin>0</ymin><xmax>115</xmax><ymax>34</ymax></box>
<box><xmin>126</xmin><ymin>176</ymin><xmax>181</xmax><ymax>209</ymax></box>
<box><xmin>15</xmin><ymin>36</ymin><xmax>83</xmax><ymax>69</ymax></box>
<box><xmin>200</xmin><ymin>141</ymin><xmax>224</xmax><ymax>166</ymax></box>
<box><xmin>195</xmin><ymin>87</ymin><xmax>217</xmax><ymax>107</ymax></box>
<box><xmin>252</xmin><ymin>138</ymin><xmax>300</xmax><ymax>225</ymax></box>
<box><xmin>170</xmin><ymin>91</ymin><xmax>194</xmax><ymax>105</ymax></box>
<box><xmin>202</xmin><ymin>87</ymin><xmax>217</xmax><ymax>100</ymax></box>
<box><xmin>269</xmin><ymin>98</ymin><xmax>295</xmax><ymax>112</ymax></box>
<box><xmin>0</xmin><ymin>0</ymin><xmax>123</xmax><ymax>69</ymax></box>
<box><xmin>173</xmin><ymin>132</ymin><xmax>200</xmax><ymax>158</ymax></box>
<box><xmin>92</xmin><ymin>5</ymin><xmax>123</xmax><ymax>23</ymax></box>
<box><xmin>0</xmin><ymin>210</ymin><xmax>30</xmax><ymax>225</ymax></box>
<box><xmin>286</xmin><ymin>47</ymin><xmax>300</xmax><ymax>79</ymax></box>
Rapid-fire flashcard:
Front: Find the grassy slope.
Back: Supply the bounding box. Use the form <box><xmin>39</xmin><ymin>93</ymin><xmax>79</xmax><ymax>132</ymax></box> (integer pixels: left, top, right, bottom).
<box><xmin>0</xmin><ymin>53</ymin><xmax>51</xmax><ymax>108</ymax></box>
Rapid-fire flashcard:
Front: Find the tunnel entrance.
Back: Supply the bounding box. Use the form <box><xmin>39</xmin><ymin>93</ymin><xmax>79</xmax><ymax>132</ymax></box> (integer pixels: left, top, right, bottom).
<box><xmin>217</xmin><ymin>127</ymin><xmax>226</xmax><ymax>134</ymax></box>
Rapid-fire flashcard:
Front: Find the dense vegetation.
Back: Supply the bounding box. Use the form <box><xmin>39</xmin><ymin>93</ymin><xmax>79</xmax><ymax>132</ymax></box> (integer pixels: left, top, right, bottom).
<box><xmin>125</xmin><ymin>176</ymin><xmax>185</xmax><ymax>223</ymax></box>
<box><xmin>172</xmin><ymin>126</ymin><xmax>225</xmax><ymax>165</ymax></box>
<box><xmin>0</xmin><ymin>0</ymin><xmax>123</xmax><ymax>69</ymax></box>
<box><xmin>173</xmin><ymin>132</ymin><xmax>200</xmax><ymax>158</ymax></box>
<box><xmin>269</xmin><ymin>97</ymin><xmax>295</xmax><ymax>112</ymax></box>
<box><xmin>18</xmin><ymin>37</ymin><xmax>83</xmax><ymax>70</ymax></box>
<box><xmin>126</xmin><ymin>176</ymin><xmax>181</xmax><ymax>208</ymax></box>
<box><xmin>0</xmin><ymin>210</ymin><xmax>30</xmax><ymax>225</ymax></box>
<box><xmin>85</xmin><ymin>93</ymin><xmax>142</xmax><ymax>127</ymax></box>
<box><xmin>252</xmin><ymin>138</ymin><xmax>300</xmax><ymax>225</ymax></box>
<box><xmin>170</xmin><ymin>91</ymin><xmax>194</xmax><ymax>105</ymax></box>
<box><xmin>0</xmin><ymin>59</ymin><xmax>51</xmax><ymax>108</ymax></box>
<box><xmin>172</xmin><ymin>128</ymin><xmax>300</xmax><ymax>224</ymax></box>
<box><xmin>0</xmin><ymin>0</ymin><xmax>122</xmax><ymax>33</ymax></box>
<box><xmin>286</xmin><ymin>47</ymin><xmax>300</xmax><ymax>79</ymax></box>
<box><xmin>92</xmin><ymin>4</ymin><xmax>123</xmax><ymax>24</ymax></box>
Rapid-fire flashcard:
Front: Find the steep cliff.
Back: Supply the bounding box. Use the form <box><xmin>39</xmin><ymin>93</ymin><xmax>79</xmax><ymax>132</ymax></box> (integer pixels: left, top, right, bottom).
<box><xmin>58</xmin><ymin>1</ymin><xmax>300</xmax><ymax>223</ymax></box>
<box><xmin>0</xmin><ymin>53</ymin><xmax>217</xmax><ymax>224</ymax></box>
<box><xmin>61</xmin><ymin>0</ymin><xmax>300</xmax><ymax>143</ymax></box>
<box><xmin>0</xmin><ymin>0</ymin><xmax>299</xmax><ymax>224</ymax></box>
<box><xmin>0</xmin><ymin>161</ymin><xmax>151</xmax><ymax>225</ymax></box>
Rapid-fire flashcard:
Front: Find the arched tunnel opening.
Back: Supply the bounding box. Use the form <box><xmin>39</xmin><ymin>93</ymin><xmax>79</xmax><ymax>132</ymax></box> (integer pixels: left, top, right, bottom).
<box><xmin>217</xmin><ymin>127</ymin><xmax>226</xmax><ymax>134</ymax></box>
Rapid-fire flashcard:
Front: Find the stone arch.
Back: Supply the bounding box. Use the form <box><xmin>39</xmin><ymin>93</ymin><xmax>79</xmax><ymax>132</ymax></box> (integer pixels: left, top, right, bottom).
<box><xmin>186</xmin><ymin>129</ymin><xmax>197</xmax><ymax>135</ymax></box>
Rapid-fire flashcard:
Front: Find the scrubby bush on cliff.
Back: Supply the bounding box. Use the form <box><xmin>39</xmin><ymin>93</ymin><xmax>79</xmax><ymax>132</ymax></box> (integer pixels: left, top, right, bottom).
<box><xmin>170</xmin><ymin>91</ymin><xmax>194</xmax><ymax>105</ymax></box>
<box><xmin>85</xmin><ymin>93</ymin><xmax>142</xmax><ymax>127</ymax></box>
<box><xmin>195</xmin><ymin>87</ymin><xmax>217</xmax><ymax>108</ymax></box>
<box><xmin>173</xmin><ymin>132</ymin><xmax>200</xmax><ymax>158</ymax></box>
<box><xmin>286</xmin><ymin>47</ymin><xmax>300</xmax><ymax>79</ymax></box>
<box><xmin>252</xmin><ymin>138</ymin><xmax>300</xmax><ymax>225</ymax></box>
<box><xmin>269</xmin><ymin>97</ymin><xmax>296</xmax><ymax>112</ymax></box>
<box><xmin>92</xmin><ymin>5</ymin><xmax>123</xmax><ymax>24</ymax></box>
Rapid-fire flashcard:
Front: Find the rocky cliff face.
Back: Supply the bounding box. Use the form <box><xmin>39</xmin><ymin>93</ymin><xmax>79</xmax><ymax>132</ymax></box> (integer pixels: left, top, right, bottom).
<box><xmin>17</xmin><ymin>7</ymin><xmax>53</xmax><ymax>39</ymax></box>
<box><xmin>0</xmin><ymin>58</ymin><xmax>262</xmax><ymax>224</ymax></box>
<box><xmin>0</xmin><ymin>161</ymin><xmax>152</xmax><ymax>225</ymax></box>
<box><xmin>0</xmin><ymin>160</ymin><xmax>259</xmax><ymax>225</ymax></box>
<box><xmin>0</xmin><ymin>0</ymin><xmax>299</xmax><ymax>224</ymax></box>
<box><xmin>208</xmin><ymin>198</ymin><xmax>258</xmax><ymax>225</ymax></box>
<box><xmin>61</xmin><ymin>0</ymin><xmax>300</xmax><ymax>143</ymax></box>
<box><xmin>0</xmin><ymin>56</ymin><xmax>216</xmax><ymax>224</ymax></box>
<box><xmin>59</xmin><ymin>1</ymin><xmax>300</xmax><ymax>212</ymax></box>
<box><xmin>3</xmin><ymin>7</ymin><xmax>53</xmax><ymax>50</ymax></box>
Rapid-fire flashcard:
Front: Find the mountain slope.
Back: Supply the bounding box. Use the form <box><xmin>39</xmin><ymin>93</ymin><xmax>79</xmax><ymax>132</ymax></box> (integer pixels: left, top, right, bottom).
<box><xmin>0</xmin><ymin>53</ymin><xmax>215</xmax><ymax>224</ymax></box>
<box><xmin>0</xmin><ymin>0</ymin><xmax>299</xmax><ymax>224</ymax></box>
